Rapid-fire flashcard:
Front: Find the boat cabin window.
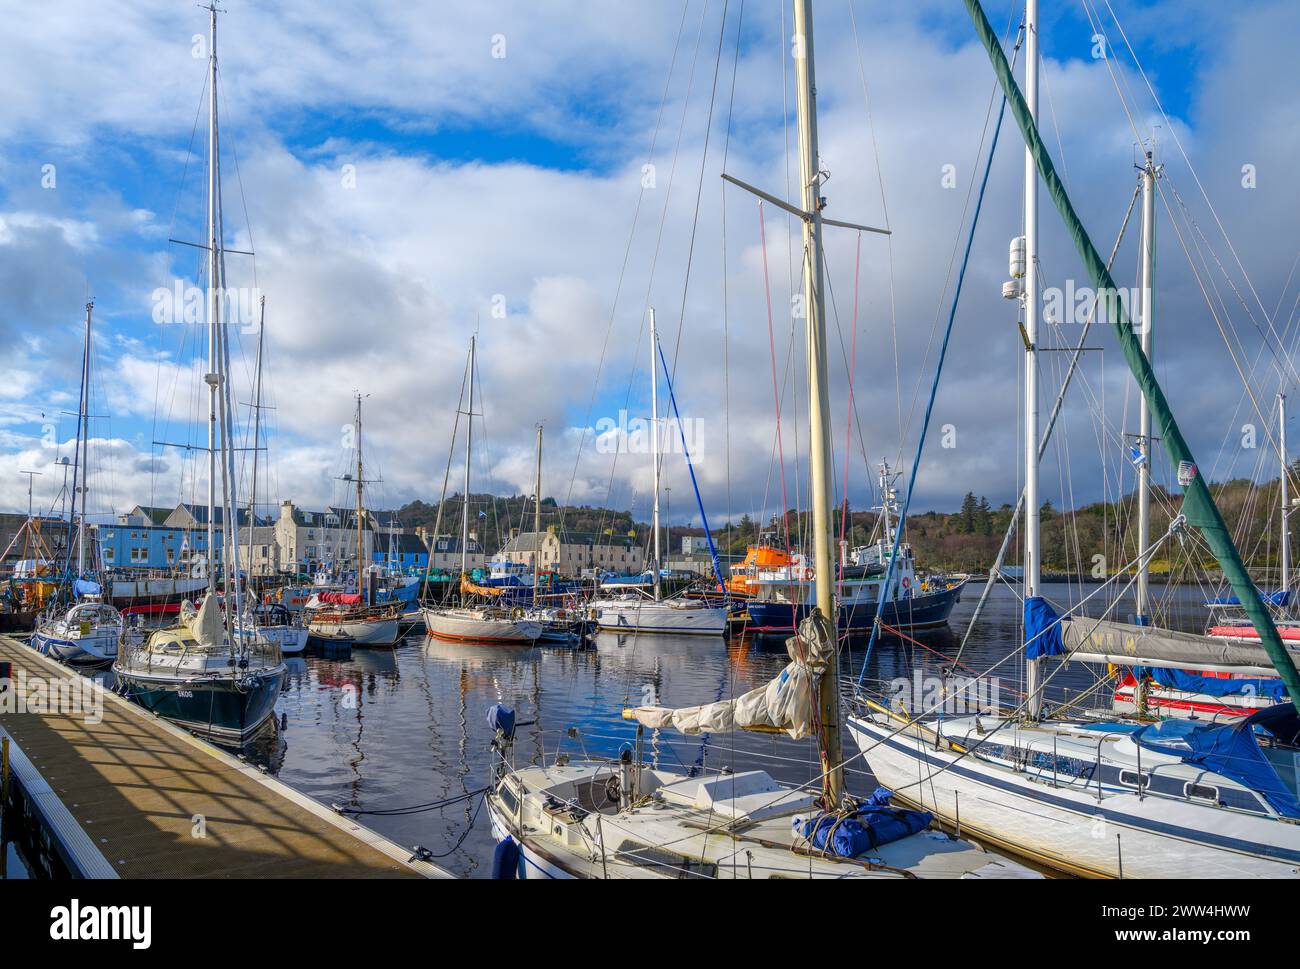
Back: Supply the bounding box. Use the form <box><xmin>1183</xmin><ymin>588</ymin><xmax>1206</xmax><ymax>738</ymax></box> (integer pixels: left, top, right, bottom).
<box><xmin>497</xmin><ymin>782</ymin><xmax>519</xmax><ymax>818</ymax></box>
<box><xmin>614</xmin><ymin>840</ymin><xmax>717</xmax><ymax>879</ymax></box>
<box><xmin>1184</xmin><ymin>782</ymin><xmax>1219</xmax><ymax>803</ymax></box>
<box><xmin>1117</xmin><ymin>769</ymin><xmax>1149</xmax><ymax>790</ymax></box>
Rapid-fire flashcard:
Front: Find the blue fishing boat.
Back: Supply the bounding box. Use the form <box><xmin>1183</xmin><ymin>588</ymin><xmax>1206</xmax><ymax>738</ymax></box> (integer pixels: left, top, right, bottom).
<box><xmin>744</xmin><ymin>462</ymin><xmax>966</xmax><ymax>635</ymax></box>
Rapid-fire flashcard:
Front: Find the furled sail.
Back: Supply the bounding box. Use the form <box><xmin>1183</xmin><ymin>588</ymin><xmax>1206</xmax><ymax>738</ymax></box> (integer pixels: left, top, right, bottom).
<box><xmin>624</xmin><ymin>611</ymin><xmax>833</xmax><ymax>739</ymax></box>
<box><xmin>461</xmin><ymin>576</ymin><xmax>506</xmax><ymax>598</ymax></box>
<box><xmin>180</xmin><ymin>595</ymin><xmax>225</xmax><ymax>647</ymax></box>
<box><xmin>1061</xmin><ymin>618</ymin><xmax>1297</xmax><ymax>676</ymax></box>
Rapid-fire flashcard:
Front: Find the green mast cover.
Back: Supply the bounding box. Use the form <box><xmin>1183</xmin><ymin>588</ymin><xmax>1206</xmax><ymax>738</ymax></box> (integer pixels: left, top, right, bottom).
<box><xmin>964</xmin><ymin>0</ymin><xmax>1300</xmax><ymax>709</ymax></box>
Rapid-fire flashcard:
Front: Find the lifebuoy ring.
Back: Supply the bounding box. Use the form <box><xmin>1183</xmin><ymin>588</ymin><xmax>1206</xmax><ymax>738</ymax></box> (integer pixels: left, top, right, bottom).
<box><xmin>901</xmin><ymin>576</ymin><xmax>911</xmax><ymax>589</ymax></box>
<box><xmin>511</xmin><ymin>606</ymin><xmax>524</xmax><ymax>619</ymax></box>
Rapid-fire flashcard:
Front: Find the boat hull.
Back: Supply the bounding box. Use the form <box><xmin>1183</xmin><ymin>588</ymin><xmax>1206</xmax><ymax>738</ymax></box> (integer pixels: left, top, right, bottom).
<box><xmin>108</xmin><ymin>576</ymin><xmax>208</xmax><ymax>607</ymax></box>
<box><xmin>592</xmin><ymin>600</ymin><xmax>728</xmax><ymax>636</ymax></box>
<box><xmin>847</xmin><ymin>712</ymin><xmax>1300</xmax><ymax>878</ymax></box>
<box><xmin>116</xmin><ymin>666</ymin><xmax>285</xmax><ymax>744</ymax></box>
<box><xmin>308</xmin><ymin>616</ymin><xmax>400</xmax><ymax>646</ymax></box>
<box><xmin>33</xmin><ymin>631</ymin><xmax>118</xmax><ymax>665</ymax></box>
<box><xmin>422</xmin><ymin>608</ymin><xmax>541</xmax><ymax>644</ymax></box>
<box><xmin>745</xmin><ymin>580</ymin><xmax>965</xmax><ymax>634</ymax></box>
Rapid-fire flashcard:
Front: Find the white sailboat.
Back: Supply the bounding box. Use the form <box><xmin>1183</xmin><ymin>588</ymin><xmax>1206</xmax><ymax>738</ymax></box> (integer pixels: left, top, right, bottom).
<box><xmin>848</xmin><ymin>0</ymin><xmax>1300</xmax><ymax>878</ymax></box>
<box><xmin>423</xmin><ymin>336</ymin><xmax>542</xmax><ymax>644</ymax></box>
<box><xmin>486</xmin><ymin>0</ymin><xmax>1037</xmax><ymax>880</ymax></box>
<box><xmin>591</xmin><ymin>308</ymin><xmax>728</xmax><ymax>637</ymax></box>
<box><xmin>31</xmin><ymin>300</ymin><xmax>137</xmax><ymax>666</ymax></box>
<box><xmin>113</xmin><ymin>3</ymin><xmax>285</xmax><ymax>744</ymax></box>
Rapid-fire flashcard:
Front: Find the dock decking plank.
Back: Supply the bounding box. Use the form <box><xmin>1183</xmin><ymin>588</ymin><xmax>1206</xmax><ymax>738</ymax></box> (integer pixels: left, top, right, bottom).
<box><xmin>0</xmin><ymin>635</ymin><xmax>448</xmax><ymax>879</ymax></box>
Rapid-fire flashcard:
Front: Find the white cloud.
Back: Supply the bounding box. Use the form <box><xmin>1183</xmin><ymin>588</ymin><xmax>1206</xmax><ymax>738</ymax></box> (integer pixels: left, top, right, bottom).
<box><xmin>0</xmin><ymin>0</ymin><xmax>1295</xmax><ymax>531</ymax></box>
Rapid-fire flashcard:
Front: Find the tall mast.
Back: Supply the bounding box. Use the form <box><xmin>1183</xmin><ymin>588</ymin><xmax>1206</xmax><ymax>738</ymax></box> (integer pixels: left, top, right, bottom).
<box><xmin>354</xmin><ymin>394</ymin><xmax>365</xmax><ymax>602</ymax></box>
<box><xmin>461</xmin><ymin>336</ymin><xmax>475</xmax><ymax>576</ymax></box>
<box><xmin>1022</xmin><ymin>0</ymin><xmax>1044</xmax><ymax>719</ymax></box>
<box><xmin>793</xmin><ymin>0</ymin><xmax>843</xmax><ymax>805</ymax></box>
<box><xmin>1135</xmin><ymin>149</ymin><xmax>1156</xmax><ymax>625</ymax></box>
<box><xmin>1282</xmin><ymin>393</ymin><xmax>1291</xmax><ymax>604</ymax></box>
<box><xmin>75</xmin><ymin>300</ymin><xmax>93</xmax><ymax>578</ymax></box>
<box><xmin>650</xmin><ymin>307</ymin><xmax>662</xmax><ymax>602</ymax></box>
<box><xmin>204</xmin><ymin>1</ymin><xmax>221</xmax><ymax>596</ymax></box>
<box><xmin>533</xmin><ymin>423</ymin><xmax>543</xmax><ymax>589</ymax></box>
<box><xmin>248</xmin><ymin>295</ymin><xmax>265</xmax><ymax>540</ymax></box>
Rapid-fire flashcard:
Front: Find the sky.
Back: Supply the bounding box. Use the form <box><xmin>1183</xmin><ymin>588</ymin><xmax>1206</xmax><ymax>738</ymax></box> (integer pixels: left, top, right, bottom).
<box><xmin>1</xmin><ymin>0</ymin><xmax>1296</xmax><ymax>534</ymax></box>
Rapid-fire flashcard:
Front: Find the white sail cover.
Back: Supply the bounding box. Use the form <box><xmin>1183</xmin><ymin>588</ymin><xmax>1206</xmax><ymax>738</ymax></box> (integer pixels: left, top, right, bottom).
<box><xmin>627</xmin><ymin>611</ymin><xmax>834</xmax><ymax>740</ymax></box>
<box><xmin>180</xmin><ymin>596</ymin><xmax>226</xmax><ymax>647</ymax></box>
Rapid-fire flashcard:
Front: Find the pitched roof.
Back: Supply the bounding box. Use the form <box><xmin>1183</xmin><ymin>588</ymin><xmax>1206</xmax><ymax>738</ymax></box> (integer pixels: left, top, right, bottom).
<box><xmin>170</xmin><ymin>503</ymin><xmax>263</xmax><ymax>528</ymax></box>
<box><xmin>378</xmin><ymin>532</ymin><xmax>427</xmax><ymax>554</ymax></box>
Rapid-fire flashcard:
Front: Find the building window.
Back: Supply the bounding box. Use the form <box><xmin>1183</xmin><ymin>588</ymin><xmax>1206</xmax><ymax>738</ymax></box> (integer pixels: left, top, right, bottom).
<box><xmin>130</xmin><ymin>548</ymin><xmax>148</xmax><ymax>564</ymax></box>
<box><xmin>103</xmin><ymin>548</ymin><xmax>114</xmax><ymax>561</ymax></box>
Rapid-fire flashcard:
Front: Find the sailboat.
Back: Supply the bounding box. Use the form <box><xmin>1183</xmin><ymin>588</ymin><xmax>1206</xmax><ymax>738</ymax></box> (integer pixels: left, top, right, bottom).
<box><xmin>848</xmin><ymin>0</ymin><xmax>1300</xmax><ymax>878</ymax></box>
<box><xmin>30</xmin><ymin>301</ymin><xmax>136</xmax><ymax>666</ymax></box>
<box><xmin>485</xmin><ymin>0</ymin><xmax>1038</xmax><ymax>880</ymax></box>
<box><xmin>113</xmin><ymin>3</ymin><xmax>286</xmax><ymax>744</ymax></box>
<box><xmin>591</xmin><ymin>308</ymin><xmax>729</xmax><ymax>637</ymax></box>
<box><xmin>306</xmin><ymin>394</ymin><xmax>402</xmax><ymax>646</ymax></box>
<box><xmin>423</xmin><ymin>336</ymin><xmax>543</xmax><ymax>644</ymax></box>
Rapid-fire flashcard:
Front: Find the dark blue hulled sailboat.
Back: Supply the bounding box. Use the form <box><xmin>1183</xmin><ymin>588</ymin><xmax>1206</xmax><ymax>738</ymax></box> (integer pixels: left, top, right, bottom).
<box><xmin>112</xmin><ymin>4</ymin><xmax>284</xmax><ymax>744</ymax></box>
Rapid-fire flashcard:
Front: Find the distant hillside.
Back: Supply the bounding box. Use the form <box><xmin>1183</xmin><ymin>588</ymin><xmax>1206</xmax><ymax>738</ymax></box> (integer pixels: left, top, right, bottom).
<box><xmin>378</xmin><ymin>470</ymin><xmax>1294</xmax><ymax>573</ymax></box>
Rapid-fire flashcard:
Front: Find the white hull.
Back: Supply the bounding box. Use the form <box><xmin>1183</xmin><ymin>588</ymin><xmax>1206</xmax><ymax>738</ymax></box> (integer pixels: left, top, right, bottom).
<box><xmin>109</xmin><ymin>576</ymin><xmax>208</xmax><ymax>603</ymax></box>
<box><xmin>422</xmin><ymin>608</ymin><xmax>541</xmax><ymax>644</ymax></box>
<box><xmin>35</xmin><ymin>628</ymin><xmax>119</xmax><ymax>665</ymax></box>
<box><xmin>309</xmin><ymin>615</ymin><xmax>400</xmax><ymax>646</ymax></box>
<box><xmin>593</xmin><ymin>599</ymin><xmax>727</xmax><ymax>636</ymax></box>
<box><xmin>847</xmin><ymin>712</ymin><xmax>1300</xmax><ymax>878</ymax></box>
<box><xmin>241</xmin><ymin>624</ymin><xmax>308</xmax><ymax>654</ymax></box>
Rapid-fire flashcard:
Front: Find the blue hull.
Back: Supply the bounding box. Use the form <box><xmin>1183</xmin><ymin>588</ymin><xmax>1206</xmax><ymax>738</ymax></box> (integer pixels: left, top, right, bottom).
<box><xmin>745</xmin><ymin>580</ymin><xmax>966</xmax><ymax>634</ymax></box>
<box><xmin>119</xmin><ymin>670</ymin><xmax>285</xmax><ymax>744</ymax></box>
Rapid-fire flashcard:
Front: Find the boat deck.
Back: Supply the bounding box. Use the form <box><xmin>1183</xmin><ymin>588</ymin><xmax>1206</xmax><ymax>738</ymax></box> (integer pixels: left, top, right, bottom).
<box><xmin>0</xmin><ymin>634</ymin><xmax>450</xmax><ymax>879</ymax></box>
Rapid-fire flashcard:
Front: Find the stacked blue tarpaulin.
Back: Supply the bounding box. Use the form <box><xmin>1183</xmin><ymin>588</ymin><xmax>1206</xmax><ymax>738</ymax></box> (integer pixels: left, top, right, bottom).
<box><xmin>794</xmin><ymin>788</ymin><xmax>933</xmax><ymax>858</ymax></box>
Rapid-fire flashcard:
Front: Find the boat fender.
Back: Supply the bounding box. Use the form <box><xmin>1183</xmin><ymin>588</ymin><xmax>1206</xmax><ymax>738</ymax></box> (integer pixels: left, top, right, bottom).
<box><xmin>492</xmin><ymin>835</ymin><xmax>520</xmax><ymax>879</ymax></box>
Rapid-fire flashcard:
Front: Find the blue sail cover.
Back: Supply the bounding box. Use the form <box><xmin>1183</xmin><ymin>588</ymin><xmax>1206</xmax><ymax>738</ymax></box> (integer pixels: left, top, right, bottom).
<box><xmin>1134</xmin><ymin>666</ymin><xmax>1287</xmax><ymax>703</ymax></box>
<box><xmin>72</xmin><ymin>579</ymin><xmax>101</xmax><ymax>598</ymax></box>
<box><xmin>1132</xmin><ymin>711</ymin><xmax>1300</xmax><ymax>819</ymax></box>
<box><xmin>1024</xmin><ymin>596</ymin><xmax>1065</xmax><ymax>659</ymax></box>
<box><xmin>1204</xmin><ymin>590</ymin><xmax>1291</xmax><ymax>608</ymax></box>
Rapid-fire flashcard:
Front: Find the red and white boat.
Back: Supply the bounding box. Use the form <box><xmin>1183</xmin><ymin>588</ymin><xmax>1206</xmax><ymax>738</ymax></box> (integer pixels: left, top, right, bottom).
<box><xmin>1110</xmin><ymin>622</ymin><xmax>1300</xmax><ymax>721</ymax></box>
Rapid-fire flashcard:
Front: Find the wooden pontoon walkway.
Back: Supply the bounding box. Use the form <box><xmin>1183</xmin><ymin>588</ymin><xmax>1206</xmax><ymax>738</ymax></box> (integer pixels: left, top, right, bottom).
<box><xmin>0</xmin><ymin>635</ymin><xmax>451</xmax><ymax>878</ymax></box>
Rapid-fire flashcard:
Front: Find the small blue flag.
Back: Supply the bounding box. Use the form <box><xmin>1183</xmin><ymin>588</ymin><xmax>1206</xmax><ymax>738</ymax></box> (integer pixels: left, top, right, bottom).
<box><xmin>1128</xmin><ymin>444</ymin><xmax>1146</xmax><ymax>468</ymax></box>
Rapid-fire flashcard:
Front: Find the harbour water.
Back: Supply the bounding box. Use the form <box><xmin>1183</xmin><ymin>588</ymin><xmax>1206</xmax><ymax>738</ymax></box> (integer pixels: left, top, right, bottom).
<box><xmin>78</xmin><ymin>579</ymin><xmax>1198</xmax><ymax>879</ymax></box>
